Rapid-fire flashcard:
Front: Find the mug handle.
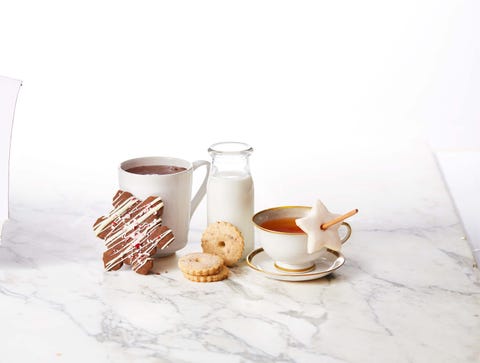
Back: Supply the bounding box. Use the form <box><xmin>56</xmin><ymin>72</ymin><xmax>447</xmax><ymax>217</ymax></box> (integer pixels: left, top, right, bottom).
<box><xmin>340</xmin><ymin>222</ymin><xmax>352</xmax><ymax>244</ymax></box>
<box><xmin>190</xmin><ymin>160</ymin><xmax>210</xmax><ymax>217</ymax></box>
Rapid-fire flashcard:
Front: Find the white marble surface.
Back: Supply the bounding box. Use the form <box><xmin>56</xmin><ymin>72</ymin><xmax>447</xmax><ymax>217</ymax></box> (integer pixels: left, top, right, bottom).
<box><xmin>435</xmin><ymin>151</ymin><xmax>480</xmax><ymax>266</ymax></box>
<box><xmin>1</xmin><ymin>143</ymin><xmax>480</xmax><ymax>363</ymax></box>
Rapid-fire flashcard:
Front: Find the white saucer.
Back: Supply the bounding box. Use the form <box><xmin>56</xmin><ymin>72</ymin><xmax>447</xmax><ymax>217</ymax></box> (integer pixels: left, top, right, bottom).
<box><xmin>246</xmin><ymin>248</ymin><xmax>345</xmax><ymax>281</ymax></box>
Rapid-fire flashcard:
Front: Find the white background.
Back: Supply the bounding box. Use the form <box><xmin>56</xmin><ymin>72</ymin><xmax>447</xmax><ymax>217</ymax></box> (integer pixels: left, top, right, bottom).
<box><xmin>1</xmin><ymin>1</ymin><xmax>479</xmax><ymax>231</ymax></box>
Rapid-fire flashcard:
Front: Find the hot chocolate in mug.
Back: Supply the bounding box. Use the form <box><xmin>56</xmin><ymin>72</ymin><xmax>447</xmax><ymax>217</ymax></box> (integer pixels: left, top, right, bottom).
<box><xmin>119</xmin><ymin>156</ymin><xmax>210</xmax><ymax>256</ymax></box>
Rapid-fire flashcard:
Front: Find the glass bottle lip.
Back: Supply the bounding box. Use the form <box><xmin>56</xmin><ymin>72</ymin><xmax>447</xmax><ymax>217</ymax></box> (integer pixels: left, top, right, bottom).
<box><xmin>208</xmin><ymin>141</ymin><xmax>253</xmax><ymax>155</ymax></box>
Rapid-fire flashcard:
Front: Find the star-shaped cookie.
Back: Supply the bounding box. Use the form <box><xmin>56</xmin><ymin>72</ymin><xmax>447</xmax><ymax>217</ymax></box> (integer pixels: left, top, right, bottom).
<box><xmin>295</xmin><ymin>200</ymin><xmax>342</xmax><ymax>253</ymax></box>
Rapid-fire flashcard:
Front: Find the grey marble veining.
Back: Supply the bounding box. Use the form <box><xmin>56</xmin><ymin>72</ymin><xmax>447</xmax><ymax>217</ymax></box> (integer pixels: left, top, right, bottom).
<box><xmin>1</xmin><ymin>146</ymin><xmax>480</xmax><ymax>363</ymax></box>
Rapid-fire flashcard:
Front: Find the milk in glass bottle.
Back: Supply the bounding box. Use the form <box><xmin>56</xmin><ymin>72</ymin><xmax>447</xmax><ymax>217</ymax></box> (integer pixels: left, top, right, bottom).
<box><xmin>207</xmin><ymin>142</ymin><xmax>254</xmax><ymax>259</ymax></box>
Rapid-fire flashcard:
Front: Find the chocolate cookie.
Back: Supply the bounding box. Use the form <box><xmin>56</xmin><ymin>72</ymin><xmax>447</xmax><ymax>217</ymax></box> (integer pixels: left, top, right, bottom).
<box><xmin>95</xmin><ymin>191</ymin><xmax>174</xmax><ymax>275</ymax></box>
<box><xmin>93</xmin><ymin>190</ymin><xmax>140</xmax><ymax>239</ymax></box>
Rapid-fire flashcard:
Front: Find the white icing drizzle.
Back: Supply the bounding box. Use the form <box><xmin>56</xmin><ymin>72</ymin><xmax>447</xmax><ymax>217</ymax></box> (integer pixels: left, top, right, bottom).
<box><xmin>105</xmin><ymin>226</ymin><xmax>174</xmax><ymax>272</ymax></box>
<box><xmin>93</xmin><ymin>194</ymin><xmax>139</xmax><ymax>236</ymax></box>
<box><xmin>131</xmin><ymin>228</ymin><xmax>175</xmax><ymax>271</ymax></box>
<box><xmin>104</xmin><ymin>197</ymin><xmax>164</xmax><ymax>244</ymax></box>
<box><xmin>103</xmin><ymin>196</ymin><xmax>173</xmax><ymax>272</ymax></box>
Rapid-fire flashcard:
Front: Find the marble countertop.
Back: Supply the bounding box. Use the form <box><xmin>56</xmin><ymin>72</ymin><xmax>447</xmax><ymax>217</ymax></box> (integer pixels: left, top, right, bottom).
<box><xmin>1</xmin><ymin>143</ymin><xmax>479</xmax><ymax>363</ymax></box>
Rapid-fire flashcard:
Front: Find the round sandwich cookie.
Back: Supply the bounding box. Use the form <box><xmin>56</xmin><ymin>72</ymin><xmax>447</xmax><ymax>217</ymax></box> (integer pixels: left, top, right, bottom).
<box><xmin>182</xmin><ymin>265</ymin><xmax>229</xmax><ymax>283</ymax></box>
<box><xmin>201</xmin><ymin>221</ymin><xmax>244</xmax><ymax>266</ymax></box>
<box><xmin>178</xmin><ymin>252</ymin><xmax>224</xmax><ymax>276</ymax></box>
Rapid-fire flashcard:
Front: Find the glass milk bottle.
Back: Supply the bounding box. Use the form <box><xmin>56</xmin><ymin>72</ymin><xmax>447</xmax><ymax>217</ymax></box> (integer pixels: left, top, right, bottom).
<box><xmin>207</xmin><ymin>142</ymin><xmax>254</xmax><ymax>259</ymax></box>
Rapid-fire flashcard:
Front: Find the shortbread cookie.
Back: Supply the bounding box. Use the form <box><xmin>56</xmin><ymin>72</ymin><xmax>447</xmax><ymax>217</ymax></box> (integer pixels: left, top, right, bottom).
<box><xmin>201</xmin><ymin>221</ymin><xmax>244</xmax><ymax>266</ymax></box>
<box><xmin>178</xmin><ymin>253</ymin><xmax>224</xmax><ymax>276</ymax></box>
<box><xmin>182</xmin><ymin>265</ymin><xmax>229</xmax><ymax>283</ymax></box>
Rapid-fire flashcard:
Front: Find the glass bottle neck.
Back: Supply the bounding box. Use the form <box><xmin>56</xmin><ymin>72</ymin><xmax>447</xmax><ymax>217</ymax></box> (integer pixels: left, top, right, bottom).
<box><xmin>210</xmin><ymin>153</ymin><xmax>251</xmax><ymax>177</ymax></box>
<box><xmin>208</xmin><ymin>142</ymin><xmax>253</xmax><ymax>177</ymax></box>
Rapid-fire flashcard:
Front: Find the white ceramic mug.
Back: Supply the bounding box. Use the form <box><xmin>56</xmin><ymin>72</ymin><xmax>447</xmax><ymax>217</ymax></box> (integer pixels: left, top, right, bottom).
<box><xmin>252</xmin><ymin>206</ymin><xmax>351</xmax><ymax>272</ymax></box>
<box><xmin>119</xmin><ymin>156</ymin><xmax>210</xmax><ymax>256</ymax></box>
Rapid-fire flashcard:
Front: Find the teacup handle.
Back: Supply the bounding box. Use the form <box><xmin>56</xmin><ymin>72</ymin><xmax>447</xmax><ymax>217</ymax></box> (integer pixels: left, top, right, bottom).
<box><xmin>190</xmin><ymin>160</ymin><xmax>210</xmax><ymax>217</ymax></box>
<box><xmin>340</xmin><ymin>222</ymin><xmax>352</xmax><ymax>244</ymax></box>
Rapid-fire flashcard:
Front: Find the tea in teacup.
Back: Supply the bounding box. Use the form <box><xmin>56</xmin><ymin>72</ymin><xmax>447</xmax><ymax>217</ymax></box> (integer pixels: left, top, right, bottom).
<box><xmin>259</xmin><ymin>217</ymin><xmax>304</xmax><ymax>234</ymax></box>
<box><xmin>253</xmin><ymin>206</ymin><xmax>351</xmax><ymax>272</ymax></box>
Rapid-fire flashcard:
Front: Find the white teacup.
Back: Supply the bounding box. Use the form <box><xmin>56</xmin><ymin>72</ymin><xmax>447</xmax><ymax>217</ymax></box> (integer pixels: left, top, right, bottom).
<box><xmin>119</xmin><ymin>156</ymin><xmax>210</xmax><ymax>256</ymax></box>
<box><xmin>252</xmin><ymin>206</ymin><xmax>351</xmax><ymax>272</ymax></box>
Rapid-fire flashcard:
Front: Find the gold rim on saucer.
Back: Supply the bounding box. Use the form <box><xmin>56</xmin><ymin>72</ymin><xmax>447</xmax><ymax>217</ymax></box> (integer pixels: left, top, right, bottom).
<box><xmin>273</xmin><ymin>262</ymin><xmax>316</xmax><ymax>273</ymax></box>
<box><xmin>246</xmin><ymin>247</ymin><xmax>345</xmax><ymax>278</ymax></box>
